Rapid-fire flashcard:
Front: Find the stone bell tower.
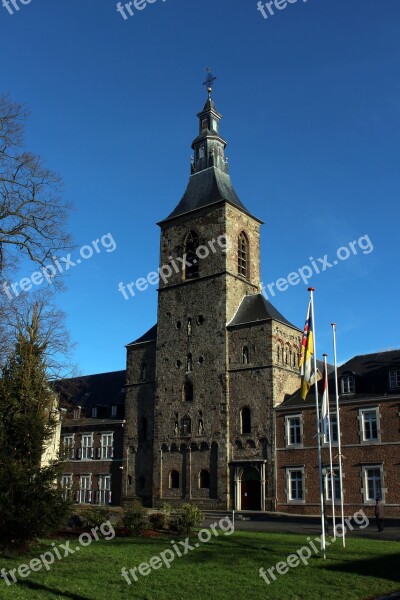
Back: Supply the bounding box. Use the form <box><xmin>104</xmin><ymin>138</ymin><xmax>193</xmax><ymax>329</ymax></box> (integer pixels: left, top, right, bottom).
<box><xmin>151</xmin><ymin>76</ymin><xmax>264</xmax><ymax>509</ymax></box>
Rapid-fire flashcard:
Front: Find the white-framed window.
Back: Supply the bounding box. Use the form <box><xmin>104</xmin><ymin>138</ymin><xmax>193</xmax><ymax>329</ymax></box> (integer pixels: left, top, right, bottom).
<box><xmin>341</xmin><ymin>374</ymin><xmax>355</xmax><ymax>394</ymax></box>
<box><xmin>286</xmin><ymin>468</ymin><xmax>304</xmax><ymax>502</ymax></box>
<box><xmin>359</xmin><ymin>408</ymin><xmax>379</xmax><ymax>442</ymax></box>
<box><xmin>111</xmin><ymin>405</ymin><xmax>117</xmax><ymax>417</ymax></box>
<box><xmin>325</xmin><ymin>468</ymin><xmax>341</xmax><ymax>501</ymax></box>
<box><xmin>78</xmin><ymin>475</ymin><xmax>92</xmax><ymax>504</ymax></box>
<box><xmin>73</xmin><ymin>406</ymin><xmax>81</xmax><ymax>420</ymax></box>
<box><xmin>389</xmin><ymin>370</ymin><xmax>400</xmax><ymax>389</ymax></box>
<box><xmin>362</xmin><ymin>465</ymin><xmax>384</xmax><ymax>503</ymax></box>
<box><xmin>81</xmin><ymin>434</ymin><xmax>94</xmax><ymax>460</ymax></box>
<box><xmin>98</xmin><ymin>475</ymin><xmax>112</xmax><ymax>504</ymax></box>
<box><xmin>323</xmin><ymin>413</ymin><xmax>338</xmax><ymax>445</ymax></box>
<box><xmin>61</xmin><ymin>474</ymin><xmax>73</xmax><ymax>500</ymax></box>
<box><xmin>91</xmin><ymin>407</ymin><xmax>97</xmax><ymax>418</ymax></box>
<box><xmin>101</xmin><ymin>433</ymin><xmax>114</xmax><ymax>459</ymax></box>
<box><xmin>285</xmin><ymin>415</ymin><xmax>303</xmax><ymax>446</ymax></box>
<box><xmin>62</xmin><ymin>434</ymin><xmax>75</xmax><ymax>459</ymax></box>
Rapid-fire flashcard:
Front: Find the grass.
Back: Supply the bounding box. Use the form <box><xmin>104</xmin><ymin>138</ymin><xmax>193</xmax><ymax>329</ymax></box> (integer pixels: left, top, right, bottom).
<box><xmin>0</xmin><ymin>530</ymin><xmax>399</xmax><ymax>600</ymax></box>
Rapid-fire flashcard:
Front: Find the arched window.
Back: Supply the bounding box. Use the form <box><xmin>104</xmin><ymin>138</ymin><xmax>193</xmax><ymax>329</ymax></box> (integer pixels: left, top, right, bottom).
<box><xmin>285</xmin><ymin>345</ymin><xmax>291</xmax><ymax>366</ymax></box>
<box><xmin>181</xmin><ymin>416</ymin><xmax>191</xmax><ymax>435</ymax></box>
<box><xmin>140</xmin><ymin>363</ymin><xmax>147</xmax><ymax>381</ymax></box>
<box><xmin>187</xmin><ymin>354</ymin><xmax>193</xmax><ymax>372</ymax></box>
<box><xmin>241</xmin><ymin>407</ymin><xmax>251</xmax><ymax>434</ymax></box>
<box><xmin>238</xmin><ymin>232</ymin><xmax>249</xmax><ymax>278</ymax></box>
<box><xmin>184</xmin><ymin>231</ymin><xmax>200</xmax><ymax>280</ymax></box>
<box><xmin>276</xmin><ymin>345</ymin><xmax>281</xmax><ymax>363</ymax></box>
<box><xmin>242</xmin><ymin>346</ymin><xmax>249</xmax><ymax>365</ymax></box>
<box><xmin>199</xmin><ymin>469</ymin><xmax>210</xmax><ymax>489</ymax></box>
<box><xmin>140</xmin><ymin>417</ymin><xmax>147</xmax><ymax>441</ymax></box>
<box><xmin>169</xmin><ymin>470</ymin><xmax>180</xmax><ymax>489</ymax></box>
<box><xmin>183</xmin><ymin>382</ymin><xmax>193</xmax><ymax>402</ymax></box>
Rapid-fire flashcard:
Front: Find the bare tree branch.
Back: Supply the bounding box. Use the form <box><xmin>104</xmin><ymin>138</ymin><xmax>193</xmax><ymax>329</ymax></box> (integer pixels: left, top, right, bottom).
<box><xmin>0</xmin><ymin>94</ymin><xmax>74</xmax><ymax>278</ymax></box>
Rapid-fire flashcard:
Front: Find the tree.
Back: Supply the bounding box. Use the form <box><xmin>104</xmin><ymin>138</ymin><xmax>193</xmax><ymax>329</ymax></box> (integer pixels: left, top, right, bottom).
<box><xmin>0</xmin><ymin>94</ymin><xmax>73</xmax><ymax>276</ymax></box>
<box><xmin>0</xmin><ymin>302</ymin><xmax>71</xmax><ymax>550</ymax></box>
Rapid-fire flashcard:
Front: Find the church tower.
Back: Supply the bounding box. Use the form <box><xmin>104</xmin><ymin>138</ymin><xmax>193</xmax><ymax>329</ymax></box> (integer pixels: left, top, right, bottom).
<box><xmin>124</xmin><ymin>78</ymin><xmax>302</xmax><ymax>510</ymax></box>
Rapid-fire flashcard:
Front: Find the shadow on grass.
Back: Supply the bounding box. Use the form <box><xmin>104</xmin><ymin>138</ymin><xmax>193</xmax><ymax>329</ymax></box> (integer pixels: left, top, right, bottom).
<box><xmin>326</xmin><ymin>553</ymin><xmax>400</xmax><ymax>582</ymax></box>
<box><xmin>17</xmin><ymin>579</ymin><xmax>91</xmax><ymax>599</ymax></box>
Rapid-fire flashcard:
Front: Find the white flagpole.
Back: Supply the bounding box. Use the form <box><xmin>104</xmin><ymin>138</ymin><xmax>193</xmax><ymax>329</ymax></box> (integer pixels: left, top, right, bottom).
<box><xmin>309</xmin><ymin>288</ymin><xmax>326</xmax><ymax>559</ymax></box>
<box><xmin>331</xmin><ymin>323</ymin><xmax>345</xmax><ymax>547</ymax></box>
<box><xmin>323</xmin><ymin>353</ymin><xmax>336</xmax><ymax>539</ymax></box>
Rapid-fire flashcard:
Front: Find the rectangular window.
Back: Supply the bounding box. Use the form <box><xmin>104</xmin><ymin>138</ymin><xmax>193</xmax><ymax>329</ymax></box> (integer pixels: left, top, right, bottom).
<box><xmin>286</xmin><ymin>416</ymin><xmax>302</xmax><ymax>446</ymax></box>
<box><xmin>111</xmin><ymin>405</ymin><xmax>117</xmax><ymax>417</ymax></box>
<box><xmin>81</xmin><ymin>434</ymin><xmax>93</xmax><ymax>460</ymax></box>
<box><xmin>389</xmin><ymin>370</ymin><xmax>400</xmax><ymax>389</ymax></box>
<box><xmin>78</xmin><ymin>475</ymin><xmax>92</xmax><ymax>504</ymax></box>
<box><xmin>287</xmin><ymin>468</ymin><xmax>304</xmax><ymax>501</ymax></box>
<box><xmin>341</xmin><ymin>375</ymin><xmax>355</xmax><ymax>394</ymax></box>
<box><xmin>363</xmin><ymin>466</ymin><xmax>382</xmax><ymax>502</ymax></box>
<box><xmin>91</xmin><ymin>407</ymin><xmax>97</xmax><ymax>418</ymax></box>
<box><xmin>98</xmin><ymin>475</ymin><xmax>112</xmax><ymax>504</ymax></box>
<box><xmin>61</xmin><ymin>474</ymin><xmax>73</xmax><ymax>501</ymax></box>
<box><xmin>360</xmin><ymin>408</ymin><xmax>379</xmax><ymax>442</ymax></box>
<box><xmin>62</xmin><ymin>435</ymin><xmax>75</xmax><ymax>459</ymax></box>
<box><xmin>101</xmin><ymin>433</ymin><xmax>114</xmax><ymax>459</ymax></box>
<box><xmin>323</xmin><ymin>413</ymin><xmax>338</xmax><ymax>444</ymax></box>
<box><xmin>326</xmin><ymin>469</ymin><xmax>341</xmax><ymax>501</ymax></box>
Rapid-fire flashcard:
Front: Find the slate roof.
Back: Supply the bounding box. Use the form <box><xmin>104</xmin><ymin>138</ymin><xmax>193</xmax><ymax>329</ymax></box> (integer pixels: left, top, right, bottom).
<box><xmin>227</xmin><ymin>294</ymin><xmax>300</xmax><ymax>330</ymax></box>
<box><xmin>276</xmin><ymin>350</ymin><xmax>400</xmax><ymax>410</ymax></box>
<box><xmin>160</xmin><ymin>167</ymin><xmax>261</xmax><ymax>224</ymax></box>
<box><xmin>54</xmin><ymin>370</ymin><xmax>126</xmax><ymax>410</ymax></box>
<box><xmin>127</xmin><ymin>324</ymin><xmax>157</xmax><ymax>346</ymax></box>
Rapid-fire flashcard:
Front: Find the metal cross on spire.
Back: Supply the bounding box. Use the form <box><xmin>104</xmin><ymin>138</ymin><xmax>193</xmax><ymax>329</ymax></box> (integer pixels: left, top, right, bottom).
<box><xmin>203</xmin><ymin>67</ymin><xmax>217</xmax><ymax>97</ymax></box>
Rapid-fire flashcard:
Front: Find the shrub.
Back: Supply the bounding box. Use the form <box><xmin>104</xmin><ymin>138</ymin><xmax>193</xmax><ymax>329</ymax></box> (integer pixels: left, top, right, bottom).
<box><xmin>175</xmin><ymin>503</ymin><xmax>204</xmax><ymax>535</ymax></box>
<box><xmin>149</xmin><ymin>503</ymin><xmax>172</xmax><ymax>531</ymax></box>
<box><xmin>84</xmin><ymin>506</ymin><xmax>112</xmax><ymax>529</ymax></box>
<box><xmin>122</xmin><ymin>501</ymin><xmax>149</xmax><ymax>536</ymax></box>
<box><xmin>149</xmin><ymin>512</ymin><xmax>168</xmax><ymax>530</ymax></box>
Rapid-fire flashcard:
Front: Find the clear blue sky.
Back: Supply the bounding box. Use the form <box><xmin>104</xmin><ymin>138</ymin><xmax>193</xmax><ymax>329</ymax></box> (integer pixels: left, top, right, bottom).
<box><xmin>1</xmin><ymin>0</ymin><xmax>399</xmax><ymax>374</ymax></box>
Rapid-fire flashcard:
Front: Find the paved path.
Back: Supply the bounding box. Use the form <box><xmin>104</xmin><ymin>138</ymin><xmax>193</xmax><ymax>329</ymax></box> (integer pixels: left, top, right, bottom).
<box><xmin>203</xmin><ymin>511</ymin><xmax>400</xmax><ymax>542</ymax></box>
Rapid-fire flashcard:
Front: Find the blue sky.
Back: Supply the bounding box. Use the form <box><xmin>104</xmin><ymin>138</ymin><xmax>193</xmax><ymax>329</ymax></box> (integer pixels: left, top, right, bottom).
<box><xmin>1</xmin><ymin>0</ymin><xmax>399</xmax><ymax>374</ymax></box>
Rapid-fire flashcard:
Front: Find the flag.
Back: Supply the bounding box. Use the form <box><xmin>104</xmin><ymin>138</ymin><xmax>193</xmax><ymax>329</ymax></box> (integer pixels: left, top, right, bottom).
<box><xmin>321</xmin><ymin>363</ymin><xmax>330</xmax><ymax>438</ymax></box>
<box><xmin>299</xmin><ymin>300</ymin><xmax>314</xmax><ymax>400</ymax></box>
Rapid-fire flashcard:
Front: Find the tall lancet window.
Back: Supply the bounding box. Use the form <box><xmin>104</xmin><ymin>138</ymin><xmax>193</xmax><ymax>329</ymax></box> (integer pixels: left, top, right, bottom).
<box><xmin>184</xmin><ymin>231</ymin><xmax>200</xmax><ymax>280</ymax></box>
<box><xmin>238</xmin><ymin>232</ymin><xmax>249</xmax><ymax>278</ymax></box>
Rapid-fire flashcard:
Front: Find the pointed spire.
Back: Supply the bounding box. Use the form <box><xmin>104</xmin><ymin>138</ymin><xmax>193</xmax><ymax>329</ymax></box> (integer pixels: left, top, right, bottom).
<box><xmin>191</xmin><ymin>69</ymin><xmax>228</xmax><ymax>175</ymax></box>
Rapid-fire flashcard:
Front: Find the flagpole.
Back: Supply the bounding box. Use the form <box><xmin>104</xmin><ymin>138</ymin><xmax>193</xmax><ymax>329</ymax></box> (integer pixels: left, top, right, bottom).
<box><xmin>331</xmin><ymin>323</ymin><xmax>345</xmax><ymax>547</ymax></box>
<box><xmin>309</xmin><ymin>288</ymin><xmax>326</xmax><ymax>559</ymax></box>
<box><xmin>323</xmin><ymin>353</ymin><xmax>336</xmax><ymax>539</ymax></box>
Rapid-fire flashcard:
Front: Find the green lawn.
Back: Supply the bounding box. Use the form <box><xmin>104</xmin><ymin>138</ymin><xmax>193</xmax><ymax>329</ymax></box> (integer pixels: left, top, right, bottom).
<box><xmin>0</xmin><ymin>530</ymin><xmax>399</xmax><ymax>600</ymax></box>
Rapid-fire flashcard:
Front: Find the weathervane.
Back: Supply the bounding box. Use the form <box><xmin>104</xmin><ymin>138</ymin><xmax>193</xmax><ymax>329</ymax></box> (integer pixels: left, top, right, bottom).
<box><xmin>203</xmin><ymin>67</ymin><xmax>216</xmax><ymax>97</ymax></box>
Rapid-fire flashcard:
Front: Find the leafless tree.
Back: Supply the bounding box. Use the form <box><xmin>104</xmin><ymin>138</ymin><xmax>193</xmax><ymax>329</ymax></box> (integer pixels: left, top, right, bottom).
<box><xmin>1</xmin><ymin>290</ymin><xmax>77</xmax><ymax>379</ymax></box>
<box><xmin>0</xmin><ymin>94</ymin><xmax>73</xmax><ymax>278</ymax></box>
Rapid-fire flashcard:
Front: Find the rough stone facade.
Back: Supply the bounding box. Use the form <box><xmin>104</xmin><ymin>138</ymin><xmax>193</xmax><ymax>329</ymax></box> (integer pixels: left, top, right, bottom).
<box><xmin>123</xmin><ymin>91</ymin><xmax>302</xmax><ymax>510</ymax></box>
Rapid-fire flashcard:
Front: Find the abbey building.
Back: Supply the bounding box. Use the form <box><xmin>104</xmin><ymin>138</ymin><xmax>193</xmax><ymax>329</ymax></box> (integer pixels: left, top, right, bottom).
<box><xmin>57</xmin><ymin>89</ymin><xmax>400</xmax><ymax>517</ymax></box>
<box><xmin>122</xmin><ymin>88</ymin><xmax>301</xmax><ymax>511</ymax></box>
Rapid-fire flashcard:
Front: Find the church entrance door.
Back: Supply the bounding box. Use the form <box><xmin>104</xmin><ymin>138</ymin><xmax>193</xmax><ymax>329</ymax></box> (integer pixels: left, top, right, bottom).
<box><xmin>240</xmin><ymin>466</ymin><xmax>261</xmax><ymax>510</ymax></box>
